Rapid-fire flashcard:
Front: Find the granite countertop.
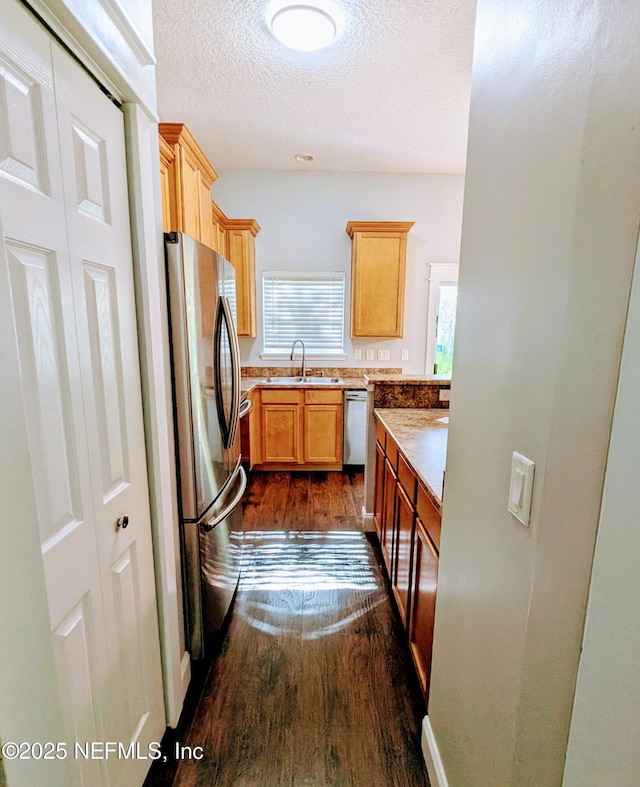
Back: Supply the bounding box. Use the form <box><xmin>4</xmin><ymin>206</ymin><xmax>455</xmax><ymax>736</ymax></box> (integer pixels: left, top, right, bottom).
<box><xmin>365</xmin><ymin>373</ymin><xmax>451</xmax><ymax>386</ymax></box>
<box><xmin>241</xmin><ymin>377</ymin><xmax>366</xmax><ymax>395</ymax></box>
<box><xmin>374</xmin><ymin>408</ymin><xmax>449</xmax><ymax>510</ymax></box>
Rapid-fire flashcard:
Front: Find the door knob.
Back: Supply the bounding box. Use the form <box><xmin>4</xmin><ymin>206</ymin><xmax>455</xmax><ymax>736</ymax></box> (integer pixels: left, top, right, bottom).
<box><xmin>116</xmin><ymin>515</ymin><xmax>129</xmax><ymax>530</ymax></box>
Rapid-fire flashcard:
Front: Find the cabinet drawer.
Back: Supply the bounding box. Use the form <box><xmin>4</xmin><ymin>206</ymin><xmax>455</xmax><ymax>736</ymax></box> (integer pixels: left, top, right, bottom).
<box><xmin>417</xmin><ymin>483</ymin><xmax>441</xmax><ymax>552</ymax></box>
<box><xmin>385</xmin><ymin>433</ymin><xmax>399</xmax><ymax>470</ymax></box>
<box><xmin>397</xmin><ymin>453</ymin><xmax>417</xmax><ymax>503</ymax></box>
<box><xmin>261</xmin><ymin>388</ymin><xmax>302</xmax><ymax>404</ymax></box>
<box><xmin>304</xmin><ymin>389</ymin><xmax>343</xmax><ymax>404</ymax></box>
<box><xmin>375</xmin><ymin>418</ymin><xmax>387</xmax><ymax>451</ymax></box>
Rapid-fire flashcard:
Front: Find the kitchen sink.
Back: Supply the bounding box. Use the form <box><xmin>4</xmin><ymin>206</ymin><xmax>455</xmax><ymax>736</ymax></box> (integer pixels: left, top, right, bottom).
<box><xmin>264</xmin><ymin>376</ymin><xmax>304</xmax><ymax>383</ymax></box>
<box><xmin>262</xmin><ymin>376</ymin><xmax>344</xmax><ymax>385</ymax></box>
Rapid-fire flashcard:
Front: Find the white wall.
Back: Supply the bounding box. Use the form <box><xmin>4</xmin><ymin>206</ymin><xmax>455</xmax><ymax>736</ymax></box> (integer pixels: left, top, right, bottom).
<box><xmin>426</xmin><ymin>1</ymin><xmax>640</xmax><ymax>785</ymax></box>
<box><xmin>562</xmin><ymin>231</ymin><xmax>640</xmax><ymax>785</ymax></box>
<box><xmin>213</xmin><ymin>171</ymin><xmax>465</xmax><ymax>374</ymax></box>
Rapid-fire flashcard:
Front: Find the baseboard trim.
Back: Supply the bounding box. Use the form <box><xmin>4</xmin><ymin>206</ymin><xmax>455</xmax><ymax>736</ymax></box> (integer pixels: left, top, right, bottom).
<box><xmin>422</xmin><ymin>715</ymin><xmax>449</xmax><ymax>787</ymax></box>
<box><xmin>362</xmin><ymin>507</ymin><xmax>375</xmax><ymax>532</ymax></box>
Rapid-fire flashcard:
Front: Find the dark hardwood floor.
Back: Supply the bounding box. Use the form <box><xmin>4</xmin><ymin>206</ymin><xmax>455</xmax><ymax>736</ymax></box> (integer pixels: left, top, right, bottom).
<box><xmin>147</xmin><ymin>470</ymin><xmax>429</xmax><ymax>787</ymax></box>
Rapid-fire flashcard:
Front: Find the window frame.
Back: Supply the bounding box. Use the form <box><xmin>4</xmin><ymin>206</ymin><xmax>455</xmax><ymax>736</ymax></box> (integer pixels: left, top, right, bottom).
<box><xmin>425</xmin><ymin>263</ymin><xmax>459</xmax><ymax>375</ymax></box>
<box><xmin>260</xmin><ymin>270</ymin><xmax>347</xmax><ymax>360</ymax></box>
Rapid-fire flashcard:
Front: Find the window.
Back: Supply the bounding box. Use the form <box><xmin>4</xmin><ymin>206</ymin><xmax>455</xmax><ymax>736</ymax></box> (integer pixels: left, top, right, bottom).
<box><xmin>425</xmin><ymin>263</ymin><xmax>459</xmax><ymax>375</ymax></box>
<box><xmin>262</xmin><ymin>271</ymin><xmax>345</xmax><ymax>356</ymax></box>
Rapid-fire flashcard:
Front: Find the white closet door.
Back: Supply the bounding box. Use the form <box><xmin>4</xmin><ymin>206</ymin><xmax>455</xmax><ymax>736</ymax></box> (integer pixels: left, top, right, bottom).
<box><xmin>52</xmin><ymin>42</ymin><xmax>165</xmax><ymax>782</ymax></box>
<box><xmin>0</xmin><ymin>9</ymin><xmax>111</xmax><ymax>786</ymax></box>
<box><xmin>0</xmin><ymin>2</ymin><xmax>164</xmax><ymax>785</ymax></box>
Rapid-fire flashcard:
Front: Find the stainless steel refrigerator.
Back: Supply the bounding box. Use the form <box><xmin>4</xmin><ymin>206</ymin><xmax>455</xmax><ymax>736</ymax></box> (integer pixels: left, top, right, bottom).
<box><xmin>165</xmin><ymin>232</ymin><xmax>247</xmax><ymax>660</ymax></box>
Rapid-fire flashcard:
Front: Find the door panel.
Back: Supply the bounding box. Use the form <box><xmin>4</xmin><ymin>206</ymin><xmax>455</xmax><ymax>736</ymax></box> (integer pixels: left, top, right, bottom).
<box><xmin>5</xmin><ymin>243</ymin><xmax>80</xmax><ymax>541</ymax></box>
<box><xmin>52</xmin><ymin>599</ymin><xmax>107</xmax><ymax>786</ymax></box>
<box><xmin>110</xmin><ymin>545</ymin><xmax>148</xmax><ymax>736</ymax></box>
<box><xmin>0</xmin><ymin>50</ymin><xmax>49</xmax><ymax>193</ymax></box>
<box><xmin>82</xmin><ymin>261</ymin><xmax>129</xmax><ymax>499</ymax></box>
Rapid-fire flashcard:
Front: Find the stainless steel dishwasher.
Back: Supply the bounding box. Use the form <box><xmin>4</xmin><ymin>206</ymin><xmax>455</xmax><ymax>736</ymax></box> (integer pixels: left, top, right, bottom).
<box><xmin>343</xmin><ymin>389</ymin><xmax>368</xmax><ymax>465</ymax></box>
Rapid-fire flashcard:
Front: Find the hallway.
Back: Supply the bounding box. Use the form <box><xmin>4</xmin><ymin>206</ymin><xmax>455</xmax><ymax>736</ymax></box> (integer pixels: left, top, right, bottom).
<box><xmin>149</xmin><ymin>471</ymin><xmax>429</xmax><ymax>786</ymax></box>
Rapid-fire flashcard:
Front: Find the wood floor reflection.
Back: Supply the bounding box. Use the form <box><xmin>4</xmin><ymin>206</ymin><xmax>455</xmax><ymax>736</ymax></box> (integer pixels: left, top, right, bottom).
<box><xmin>160</xmin><ymin>471</ymin><xmax>429</xmax><ymax>787</ymax></box>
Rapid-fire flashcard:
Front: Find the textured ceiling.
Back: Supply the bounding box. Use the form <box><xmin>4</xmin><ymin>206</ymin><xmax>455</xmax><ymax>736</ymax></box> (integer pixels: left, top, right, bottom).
<box><xmin>152</xmin><ymin>0</ymin><xmax>476</xmax><ymax>173</ymax></box>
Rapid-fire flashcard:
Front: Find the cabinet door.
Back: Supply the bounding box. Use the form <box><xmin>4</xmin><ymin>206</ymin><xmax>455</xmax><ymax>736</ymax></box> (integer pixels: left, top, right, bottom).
<box><xmin>347</xmin><ymin>222</ymin><xmax>414</xmax><ymax>338</ymax></box>
<box><xmin>381</xmin><ymin>458</ymin><xmax>397</xmax><ymax>574</ymax></box>
<box><xmin>261</xmin><ymin>404</ymin><xmax>301</xmax><ymax>463</ymax></box>
<box><xmin>159</xmin><ymin>135</ymin><xmax>175</xmax><ymax>232</ymax></box>
<box><xmin>409</xmin><ymin>517</ymin><xmax>439</xmax><ymax>703</ymax></box>
<box><xmin>304</xmin><ymin>403</ymin><xmax>343</xmax><ymax>463</ymax></box>
<box><xmin>393</xmin><ymin>482</ymin><xmax>415</xmax><ymax>628</ymax></box>
<box><xmin>178</xmin><ymin>147</ymin><xmax>200</xmax><ymax>240</ymax></box>
<box><xmin>373</xmin><ymin>441</ymin><xmax>386</xmax><ymax>538</ymax></box>
<box><xmin>199</xmin><ymin>175</ymin><xmax>213</xmax><ymax>248</ymax></box>
<box><xmin>226</xmin><ymin>222</ymin><xmax>259</xmax><ymax>338</ymax></box>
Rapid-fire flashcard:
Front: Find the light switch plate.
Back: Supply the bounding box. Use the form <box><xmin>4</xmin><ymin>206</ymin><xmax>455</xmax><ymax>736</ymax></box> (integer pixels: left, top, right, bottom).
<box><xmin>378</xmin><ymin>349</ymin><xmax>390</xmax><ymax>361</ymax></box>
<box><xmin>508</xmin><ymin>452</ymin><xmax>535</xmax><ymax>526</ymax></box>
<box><xmin>401</xmin><ymin>349</ymin><xmax>409</xmax><ymax>361</ymax></box>
<box><xmin>353</xmin><ymin>349</ymin><xmax>362</xmax><ymax>360</ymax></box>
<box><xmin>366</xmin><ymin>349</ymin><xmax>374</xmax><ymax>361</ymax></box>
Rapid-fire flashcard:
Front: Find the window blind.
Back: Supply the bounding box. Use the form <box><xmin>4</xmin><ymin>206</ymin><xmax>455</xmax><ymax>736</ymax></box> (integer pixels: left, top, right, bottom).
<box><xmin>262</xmin><ymin>272</ymin><xmax>345</xmax><ymax>354</ymax></box>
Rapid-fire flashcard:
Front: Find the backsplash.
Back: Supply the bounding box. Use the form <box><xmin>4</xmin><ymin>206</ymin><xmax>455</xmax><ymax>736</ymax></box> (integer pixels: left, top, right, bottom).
<box><xmin>241</xmin><ymin>366</ymin><xmax>402</xmax><ymax>378</ymax></box>
<box><xmin>373</xmin><ymin>381</ymin><xmax>450</xmax><ymax>409</ymax></box>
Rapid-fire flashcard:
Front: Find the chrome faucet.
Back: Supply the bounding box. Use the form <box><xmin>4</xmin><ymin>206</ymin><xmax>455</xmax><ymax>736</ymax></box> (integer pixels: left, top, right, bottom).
<box><xmin>290</xmin><ymin>339</ymin><xmax>307</xmax><ymax>380</ymax></box>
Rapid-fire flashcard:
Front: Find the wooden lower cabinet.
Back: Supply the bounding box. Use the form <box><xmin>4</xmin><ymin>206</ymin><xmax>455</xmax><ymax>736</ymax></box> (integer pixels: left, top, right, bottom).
<box><xmin>409</xmin><ymin>517</ymin><xmax>439</xmax><ymax>703</ymax></box>
<box><xmin>373</xmin><ymin>412</ymin><xmax>441</xmax><ymax>705</ymax></box>
<box><xmin>304</xmin><ymin>406</ymin><xmax>342</xmax><ymax>463</ymax></box>
<box><xmin>393</xmin><ymin>482</ymin><xmax>414</xmax><ymax>628</ymax></box>
<box><xmin>373</xmin><ymin>441</ymin><xmax>385</xmax><ymax>538</ymax></box>
<box><xmin>381</xmin><ymin>457</ymin><xmax>397</xmax><ymax>573</ymax></box>
<box><xmin>261</xmin><ymin>390</ymin><xmax>302</xmax><ymax>464</ymax></box>
<box><xmin>256</xmin><ymin>388</ymin><xmax>343</xmax><ymax>470</ymax></box>
<box><xmin>240</xmin><ymin>389</ymin><xmax>259</xmax><ymax>469</ymax></box>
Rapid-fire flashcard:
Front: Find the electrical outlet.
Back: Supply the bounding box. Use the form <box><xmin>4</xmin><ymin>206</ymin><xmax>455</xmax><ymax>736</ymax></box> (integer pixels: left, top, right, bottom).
<box><xmin>353</xmin><ymin>349</ymin><xmax>362</xmax><ymax>360</ymax></box>
<box><xmin>366</xmin><ymin>349</ymin><xmax>374</xmax><ymax>361</ymax></box>
<box><xmin>378</xmin><ymin>349</ymin><xmax>390</xmax><ymax>361</ymax></box>
<box><xmin>401</xmin><ymin>349</ymin><xmax>409</xmax><ymax>361</ymax></box>
<box><xmin>439</xmin><ymin>388</ymin><xmax>451</xmax><ymax>402</ymax></box>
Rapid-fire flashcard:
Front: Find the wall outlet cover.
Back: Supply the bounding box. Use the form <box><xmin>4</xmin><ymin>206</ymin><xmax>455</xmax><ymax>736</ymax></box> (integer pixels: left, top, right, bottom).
<box><xmin>366</xmin><ymin>349</ymin><xmax>374</xmax><ymax>361</ymax></box>
<box><xmin>401</xmin><ymin>349</ymin><xmax>409</xmax><ymax>361</ymax></box>
<box><xmin>377</xmin><ymin>349</ymin><xmax>390</xmax><ymax>361</ymax></box>
<box><xmin>353</xmin><ymin>349</ymin><xmax>362</xmax><ymax>360</ymax></box>
<box><xmin>439</xmin><ymin>388</ymin><xmax>451</xmax><ymax>402</ymax></box>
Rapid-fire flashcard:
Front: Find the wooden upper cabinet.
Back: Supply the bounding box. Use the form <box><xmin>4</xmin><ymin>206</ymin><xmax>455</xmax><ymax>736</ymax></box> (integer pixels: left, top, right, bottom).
<box><xmin>158</xmin><ymin>123</ymin><xmax>218</xmax><ymax>248</ymax></box>
<box><xmin>346</xmin><ymin>221</ymin><xmax>414</xmax><ymax>338</ymax></box>
<box><xmin>211</xmin><ymin>200</ymin><xmax>227</xmax><ymax>256</ymax></box>
<box><xmin>158</xmin><ymin>134</ymin><xmax>175</xmax><ymax>233</ymax></box>
<box><xmin>225</xmin><ymin>218</ymin><xmax>260</xmax><ymax>338</ymax></box>
<box><xmin>158</xmin><ymin>123</ymin><xmax>261</xmax><ymax>338</ymax></box>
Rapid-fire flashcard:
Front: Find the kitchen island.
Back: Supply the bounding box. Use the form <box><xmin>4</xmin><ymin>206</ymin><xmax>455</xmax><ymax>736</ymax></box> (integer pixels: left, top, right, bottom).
<box><xmin>373</xmin><ymin>408</ymin><xmax>448</xmax><ymax>511</ymax></box>
<box><xmin>372</xmin><ymin>407</ymin><xmax>448</xmax><ymax>705</ymax></box>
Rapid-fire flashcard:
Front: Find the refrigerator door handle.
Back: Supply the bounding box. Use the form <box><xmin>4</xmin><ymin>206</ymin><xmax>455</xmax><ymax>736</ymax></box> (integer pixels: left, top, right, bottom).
<box><xmin>213</xmin><ymin>295</ymin><xmax>242</xmax><ymax>449</ymax></box>
<box><xmin>227</xmin><ymin>296</ymin><xmax>242</xmax><ymax>447</ymax></box>
<box><xmin>200</xmin><ymin>465</ymin><xmax>247</xmax><ymax>532</ymax></box>
<box><xmin>239</xmin><ymin>397</ymin><xmax>252</xmax><ymax>418</ymax></box>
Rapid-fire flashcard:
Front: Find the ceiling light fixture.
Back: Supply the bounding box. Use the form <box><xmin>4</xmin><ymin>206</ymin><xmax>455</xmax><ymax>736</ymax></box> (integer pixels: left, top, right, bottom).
<box><xmin>269</xmin><ymin>4</ymin><xmax>338</xmax><ymax>51</ymax></box>
<box><xmin>295</xmin><ymin>153</ymin><xmax>315</xmax><ymax>162</ymax></box>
